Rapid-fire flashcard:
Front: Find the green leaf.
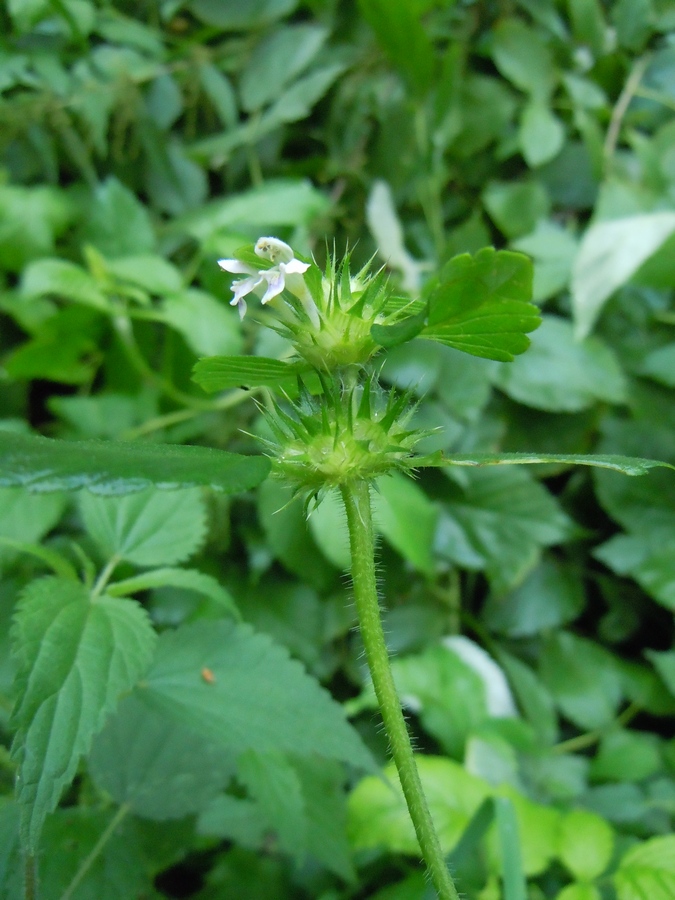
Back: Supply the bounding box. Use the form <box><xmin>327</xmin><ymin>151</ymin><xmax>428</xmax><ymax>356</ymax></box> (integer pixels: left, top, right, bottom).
<box><xmin>0</xmin><ymin>432</ymin><xmax>271</xmax><ymax>495</ymax></box>
<box><xmin>81</xmin><ymin>177</ymin><xmax>156</xmax><ymax>258</ymax></box>
<box><xmin>590</xmin><ymin>730</ymin><xmax>661</xmax><ymax>783</ymax></box>
<box><xmin>237</xmin><ymin>750</ymin><xmax>307</xmax><ymax>857</ymax></box>
<box><xmin>519</xmin><ymin>101</ymin><xmax>565</xmax><ymax>167</ymax></box>
<box><xmin>0</xmin><ymin>538</ymin><xmax>77</xmax><ymax>581</ymax></box>
<box><xmin>79</xmin><ymin>487</ymin><xmax>207</xmax><ymax>567</ymax></box>
<box><xmin>240</xmin><ymin>24</ymin><xmax>327</xmax><ymax>112</ymax></box>
<box><xmin>0</xmin><ymin>184</ymin><xmax>72</xmax><ymax>272</ymax></box>
<box><xmin>173</xmin><ymin>179</ymin><xmax>329</xmax><ymax>244</ymax></box>
<box><xmin>161</xmin><ymin>290</ymin><xmax>243</xmax><ymax>358</ymax></box>
<box><xmin>483</xmin><ymin>558</ymin><xmax>584</xmax><ymax>637</ymax></box>
<box><xmin>420</xmin><ymin>248</ymin><xmax>540</xmax><ymax>362</ymax></box>
<box><xmin>595</xmin><ymin>533</ymin><xmax>675</xmax><ymax>610</ymax></box>
<box><xmin>104</xmin><ymin>254</ymin><xmax>183</xmax><ymax>295</ymax></box>
<box><xmin>0</xmin><ymin>487</ymin><xmax>67</xmax><ymax>571</ymax></box>
<box><xmin>20</xmin><ymin>259</ymin><xmax>109</xmax><ymax>311</ymax></box>
<box><xmin>556</xmin><ymin>884</ymin><xmax>602</xmax><ymax>900</ymax></box>
<box><xmin>572</xmin><ymin>213</ymin><xmax>675</xmax><ymax>340</ymax></box>
<box><xmin>108</xmin><ymin>566</ymin><xmax>239</xmax><ymax>618</ymax></box>
<box><xmin>491</xmin><ymin>18</ymin><xmax>556</xmax><ymax>100</ymax></box>
<box><xmin>557</xmin><ymin>808</ymin><xmax>614</xmax><ymax>881</ymax></box>
<box><xmin>420</xmin><ymin>451</ymin><xmax>674</xmax><ymax>477</ymax></box>
<box><xmin>493</xmin><ymin>795</ymin><xmax>527</xmax><ymax>900</ymax></box>
<box><xmin>614</xmin><ymin>835</ymin><xmax>675</xmax><ymax>900</ymax></box>
<box><xmin>372</xmin><ymin>472</ymin><xmax>438</xmax><ymax>575</ymax></box>
<box><xmin>640</xmin><ymin>343</ymin><xmax>675</xmax><ymax>388</ymax></box>
<box><xmin>10</xmin><ymin>577</ymin><xmax>157</xmax><ymax>849</ymax></box>
<box><xmin>189</xmin><ymin>0</ymin><xmax>297</xmax><ymax>30</ymax></box>
<box><xmin>539</xmin><ymin>631</ymin><xmax>623</xmax><ymax>730</ymax></box>
<box><xmin>358</xmin><ymin>0</ymin><xmax>434</xmax><ymax>96</ymax></box>
<box><xmin>193</xmin><ymin>355</ymin><xmax>308</xmax><ymax>393</ymax></box>
<box><xmin>512</xmin><ymin>221</ymin><xmax>578</xmax><ymax>303</ymax></box>
<box><xmin>371</xmin><ymin>309</ymin><xmax>427</xmax><ymax>349</ymax></box>
<box><xmin>88</xmin><ymin>693</ymin><xmax>234</xmax><ymax>820</ymax></box>
<box><xmin>348</xmin><ymin>756</ymin><xmax>489</xmax><ymax>855</ymax></box>
<box><xmin>492</xmin><ymin>316</ymin><xmax>626</xmax><ymax>412</ymax></box>
<box><xmin>434</xmin><ymin>467</ymin><xmax>571</xmax><ymax>593</ymax></box>
<box><xmin>137</xmin><ymin>620</ymin><xmax>374</xmax><ymax>769</ymax></box>
<box><xmin>483</xmin><ymin>180</ymin><xmax>551</xmax><ymax>240</ymax></box>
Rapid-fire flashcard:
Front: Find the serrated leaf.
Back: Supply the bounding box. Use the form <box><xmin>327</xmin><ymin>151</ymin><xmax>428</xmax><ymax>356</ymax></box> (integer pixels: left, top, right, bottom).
<box><xmin>137</xmin><ymin>620</ymin><xmax>374</xmax><ymax>770</ymax></box>
<box><xmin>418</xmin><ymin>451</ymin><xmax>674</xmax><ymax>477</ymax></box>
<box><xmin>193</xmin><ymin>356</ymin><xmax>309</xmax><ymax>393</ymax></box>
<box><xmin>420</xmin><ymin>248</ymin><xmax>540</xmax><ymax>362</ymax></box>
<box><xmin>0</xmin><ymin>487</ymin><xmax>67</xmax><ymax>571</ymax></box>
<box><xmin>107</xmin><ymin>566</ymin><xmax>239</xmax><ymax>619</ymax></box>
<box><xmin>89</xmin><ymin>693</ymin><xmax>234</xmax><ymax>820</ymax></box>
<box><xmin>79</xmin><ymin>487</ymin><xmax>207</xmax><ymax>567</ymax></box>
<box><xmin>614</xmin><ymin>835</ymin><xmax>675</xmax><ymax>900</ymax></box>
<box><xmin>0</xmin><ymin>432</ymin><xmax>270</xmax><ymax>495</ymax></box>
<box><xmin>10</xmin><ymin>577</ymin><xmax>157</xmax><ymax>849</ymax></box>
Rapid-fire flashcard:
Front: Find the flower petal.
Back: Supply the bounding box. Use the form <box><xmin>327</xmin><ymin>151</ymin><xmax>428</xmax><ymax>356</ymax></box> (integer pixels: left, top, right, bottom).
<box><xmin>260</xmin><ymin>271</ymin><xmax>285</xmax><ymax>304</ymax></box>
<box><xmin>281</xmin><ymin>258</ymin><xmax>311</xmax><ymax>275</ymax></box>
<box><xmin>231</xmin><ymin>274</ymin><xmax>263</xmax><ymax>302</ymax></box>
<box><xmin>218</xmin><ymin>259</ymin><xmax>256</xmax><ymax>275</ymax></box>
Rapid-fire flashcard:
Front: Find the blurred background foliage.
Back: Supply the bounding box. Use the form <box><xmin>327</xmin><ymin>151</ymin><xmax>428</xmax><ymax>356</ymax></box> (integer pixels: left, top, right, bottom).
<box><xmin>2</xmin><ymin>0</ymin><xmax>675</xmax><ymax>898</ymax></box>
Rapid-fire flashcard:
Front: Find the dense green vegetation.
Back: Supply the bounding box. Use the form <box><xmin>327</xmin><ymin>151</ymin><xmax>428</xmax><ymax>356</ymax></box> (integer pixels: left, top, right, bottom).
<box><xmin>2</xmin><ymin>1</ymin><xmax>675</xmax><ymax>898</ymax></box>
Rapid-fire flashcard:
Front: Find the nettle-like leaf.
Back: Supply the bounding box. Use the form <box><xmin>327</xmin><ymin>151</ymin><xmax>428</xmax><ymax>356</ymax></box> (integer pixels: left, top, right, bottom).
<box><xmin>136</xmin><ymin>619</ymin><xmax>374</xmax><ymax>770</ymax></box>
<box><xmin>193</xmin><ymin>355</ymin><xmax>310</xmax><ymax>393</ymax></box>
<box><xmin>79</xmin><ymin>487</ymin><xmax>207</xmax><ymax>567</ymax></box>
<box><xmin>107</xmin><ymin>567</ymin><xmax>240</xmax><ymax>619</ymax></box>
<box><xmin>614</xmin><ymin>834</ymin><xmax>675</xmax><ymax>900</ymax></box>
<box><xmin>0</xmin><ymin>431</ymin><xmax>271</xmax><ymax>495</ymax></box>
<box><xmin>10</xmin><ymin>577</ymin><xmax>157</xmax><ymax>849</ymax></box>
<box><xmin>89</xmin><ymin>693</ymin><xmax>235</xmax><ymax>821</ymax></box>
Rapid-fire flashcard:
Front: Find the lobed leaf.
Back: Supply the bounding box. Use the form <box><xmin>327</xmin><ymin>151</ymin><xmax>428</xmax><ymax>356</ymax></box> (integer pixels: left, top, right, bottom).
<box><xmin>193</xmin><ymin>355</ymin><xmax>310</xmax><ymax>393</ymax></box>
<box><xmin>0</xmin><ymin>431</ymin><xmax>271</xmax><ymax>495</ymax></box>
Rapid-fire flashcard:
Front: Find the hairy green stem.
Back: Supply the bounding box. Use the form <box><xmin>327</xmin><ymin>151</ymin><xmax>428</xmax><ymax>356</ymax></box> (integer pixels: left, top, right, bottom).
<box><xmin>340</xmin><ymin>480</ymin><xmax>460</xmax><ymax>900</ymax></box>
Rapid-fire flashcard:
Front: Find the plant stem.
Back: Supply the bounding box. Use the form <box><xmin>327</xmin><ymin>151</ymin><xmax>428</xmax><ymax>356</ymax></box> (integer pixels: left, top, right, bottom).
<box><xmin>340</xmin><ymin>480</ymin><xmax>460</xmax><ymax>900</ymax></box>
<box><xmin>24</xmin><ymin>853</ymin><xmax>36</xmax><ymax>900</ymax></box>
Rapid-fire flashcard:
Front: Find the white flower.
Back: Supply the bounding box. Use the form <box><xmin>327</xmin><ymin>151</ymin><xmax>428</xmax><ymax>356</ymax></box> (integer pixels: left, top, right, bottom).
<box><xmin>218</xmin><ymin>237</ymin><xmax>312</xmax><ymax>321</ymax></box>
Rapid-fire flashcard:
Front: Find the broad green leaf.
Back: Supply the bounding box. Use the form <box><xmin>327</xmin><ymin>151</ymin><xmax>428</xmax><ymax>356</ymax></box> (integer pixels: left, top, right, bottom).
<box><xmin>492</xmin><ymin>316</ymin><xmax>625</xmax><ymax>412</ymax></box>
<box><xmin>240</xmin><ymin>24</ymin><xmax>327</xmax><ymax>112</ymax></box>
<box><xmin>572</xmin><ymin>213</ymin><xmax>675</xmax><ymax>340</ymax></box>
<box><xmin>614</xmin><ymin>834</ymin><xmax>675</xmax><ymax>900</ymax></box>
<box><xmin>640</xmin><ymin>343</ymin><xmax>675</xmax><ymax>388</ymax></box>
<box><xmin>173</xmin><ymin>179</ymin><xmax>329</xmax><ymax>244</ymax></box>
<box><xmin>372</xmin><ymin>472</ymin><xmax>438</xmax><ymax>575</ymax></box>
<box><xmin>348</xmin><ymin>756</ymin><xmax>489</xmax><ymax>855</ymax></box>
<box><xmin>295</xmin><ymin>756</ymin><xmax>354</xmax><ymax>879</ymax></box>
<box><xmin>434</xmin><ymin>467</ymin><xmax>572</xmax><ymax>593</ymax></box>
<box><xmin>308</xmin><ymin>488</ymin><xmax>351</xmax><ymax>570</ymax></box>
<box><xmin>193</xmin><ymin>355</ymin><xmax>308</xmax><ymax>393</ymax></box>
<box><xmin>595</xmin><ymin>533</ymin><xmax>675</xmax><ymax>610</ymax></box>
<box><xmin>0</xmin><ymin>184</ymin><xmax>72</xmax><ymax>271</ymax></box>
<box><xmin>358</xmin><ymin>0</ymin><xmax>434</xmax><ymax>96</ymax></box>
<box><xmin>189</xmin><ymin>0</ymin><xmax>298</xmax><ymax>30</ymax></box>
<box><xmin>161</xmin><ymin>290</ymin><xmax>243</xmax><ymax>358</ymax></box>
<box><xmin>498</xmin><ymin>652</ymin><xmax>558</xmax><ymax>745</ymax></box>
<box><xmin>198</xmin><ymin>63</ymin><xmax>238</xmax><ymax>127</ymax></box>
<box><xmin>264</xmin><ymin>62</ymin><xmax>348</xmax><ymax>127</ymax></box>
<box><xmin>539</xmin><ymin>631</ymin><xmax>623</xmax><ymax>730</ymax></box>
<box><xmin>420</xmin><ymin>248</ymin><xmax>540</xmax><ymax>362</ymax></box>
<box><xmin>420</xmin><ymin>452</ymin><xmax>674</xmax><ymax>477</ymax></box>
<box><xmin>0</xmin><ymin>432</ymin><xmax>271</xmax><ymax>495</ymax></box>
<box><xmin>10</xmin><ymin>577</ymin><xmax>157</xmax><ymax>849</ymax></box>
<box><xmin>482</xmin><ymin>180</ymin><xmax>551</xmax><ymax>239</ymax></box>
<box><xmin>237</xmin><ymin>750</ymin><xmax>307</xmax><ymax>857</ymax></box>
<box><xmin>491</xmin><ymin>18</ymin><xmax>556</xmax><ymax>100</ymax></box>
<box><xmin>108</xmin><ymin>566</ymin><xmax>239</xmax><ymax>618</ymax></box>
<box><xmin>512</xmin><ymin>222</ymin><xmax>578</xmax><ymax>302</ymax></box>
<box><xmin>20</xmin><ymin>259</ymin><xmax>109</xmax><ymax>311</ymax></box>
<box><xmin>483</xmin><ymin>558</ymin><xmax>584</xmax><ymax>637</ymax></box>
<box><xmin>137</xmin><ymin>620</ymin><xmax>374</xmax><ymax>769</ymax></box>
<box><xmin>557</xmin><ymin>808</ymin><xmax>614</xmax><ymax>881</ymax></box>
<box><xmin>81</xmin><ymin>177</ymin><xmax>156</xmax><ymax>258</ymax></box>
<box><xmin>104</xmin><ymin>254</ymin><xmax>183</xmax><ymax>295</ymax></box>
<box><xmin>48</xmin><ymin>391</ymin><xmax>158</xmax><ymax>441</ymax></box>
<box><xmin>0</xmin><ymin>487</ymin><xmax>66</xmax><ymax>571</ymax></box>
<box><xmin>489</xmin><ymin>785</ymin><xmax>561</xmax><ymax>877</ymax></box>
<box><xmin>197</xmin><ymin>794</ymin><xmax>267</xmax><ymax>847</ymax></box>
<box><xmin>645</xmin><ymin>650</ymin><xmax>675</xmax><ymax>699</ymax></box>
<box><xmin>27</xmin><ymin>808</ymin><xmax>147</xmax><ymax>900</ymax></box>
<box><xmin>79</xmin><ymin>487</ymin><xmax>207</xmax><ymax>567</ymax></box>
<box><xmin>590</xmin><ymin>730</ymin><xmax>661</xmax><ymax>783</ymax></box>
<box><xmin>88</xmin><ymin>693</ymin><xmax>234</xmax><ymax>820</ymax></box>
<box><xmin>556</xmin><ymin>884</ymin><xmax>602</xmax><ymax>900</ymax></box>
<box><xmin>519</xmin><ymin>101</ymin><xmax>564</xmax><ymax>167</ymax></box>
